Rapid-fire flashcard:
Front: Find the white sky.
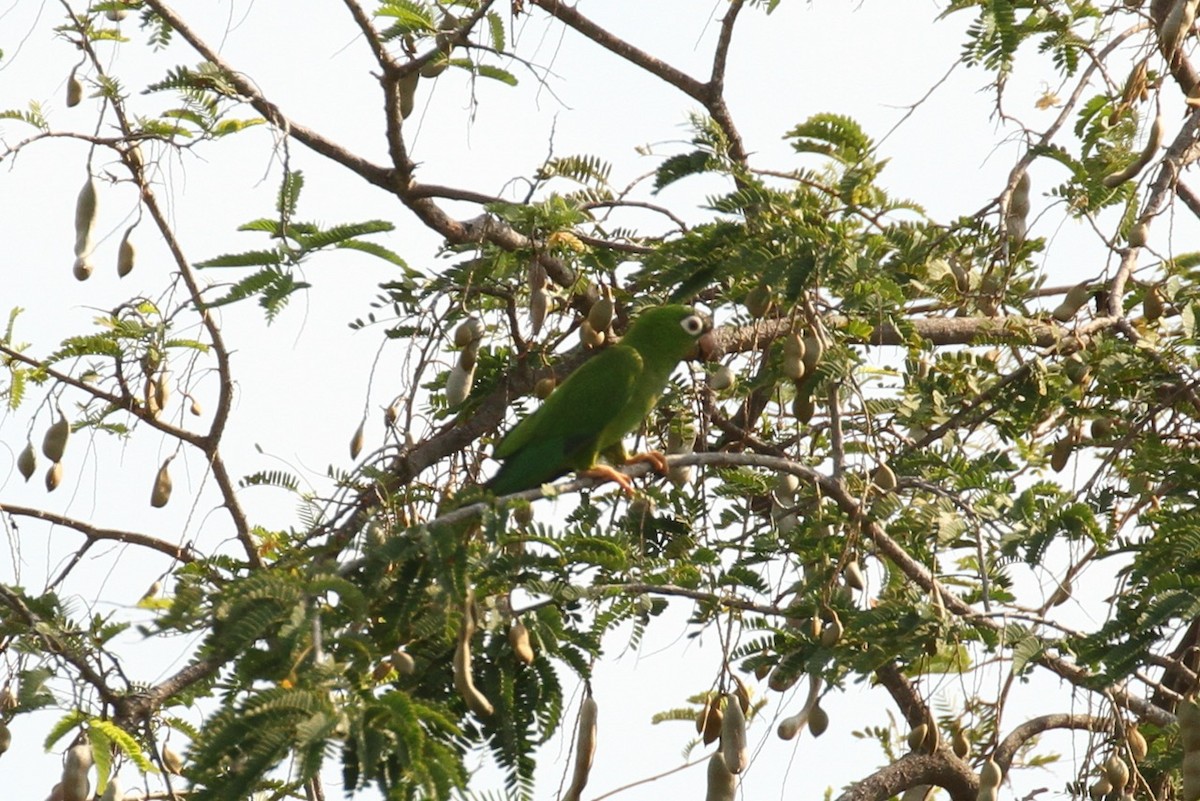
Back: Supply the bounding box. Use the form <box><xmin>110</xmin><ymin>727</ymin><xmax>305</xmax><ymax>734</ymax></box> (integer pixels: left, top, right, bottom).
<box><xmin>0</xmin><ymin>1</ymin><xmax>1152</xmax><ymax>799</ymax></box>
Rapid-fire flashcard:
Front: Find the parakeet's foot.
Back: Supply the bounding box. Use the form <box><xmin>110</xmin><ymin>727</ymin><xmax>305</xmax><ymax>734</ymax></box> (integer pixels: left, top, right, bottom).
<box><xmin>578</xmin><ymin>465</ymin><xmax>637</xmax><ymax>495</ymax></box>
<box><xmin>625</xmin><ymin>450</ymin><xmax>670</xmax><ymax>475</ymax></box>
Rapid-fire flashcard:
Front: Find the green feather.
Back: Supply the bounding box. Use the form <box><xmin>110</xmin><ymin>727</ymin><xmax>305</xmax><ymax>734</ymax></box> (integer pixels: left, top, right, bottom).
<box><xmin>486</xmin><ymin>304</ymin><xmax>708</xmax><ymax>495</ymax></box>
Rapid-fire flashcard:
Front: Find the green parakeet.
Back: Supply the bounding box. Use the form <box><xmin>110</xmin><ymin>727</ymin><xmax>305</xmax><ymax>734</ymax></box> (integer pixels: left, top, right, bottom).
<box><xmin>486</xmin><ymin>304</ymin><xmax>710</xmax><ymax>495</ymax></box>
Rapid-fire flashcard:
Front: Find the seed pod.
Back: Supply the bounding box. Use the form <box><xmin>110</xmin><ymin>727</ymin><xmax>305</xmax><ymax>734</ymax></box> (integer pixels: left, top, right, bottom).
<box><xmin>580</xmin><ymin>320</ymin><xmax>605</xmax><ymax>349</ymax></box>
<box><xmin>161</xmin><ymin>742</ymin><xmax>184</xmax><ymax>775</ymax></box>
<box><xmin>46</xmin><ymin>782</ymin><xmax>64</xmax><ymax>801</ymax></box>
<box><xmin>843</xmin><ymin>560</ymin><xmax>865</xmax><ymax>591</ymax></box>
<box><xmin>0</xmin><ymin>721</ymin><xmax>10</xmax><ymax>754</ymax></box>
<box><xmin>1143</xmin><ymin>285</ymin><xmax>1164</xmax><ymax>321</ymax></box>
<box><xmin>74</xmin><ymin>177</ymin><xmax>97</xmax><ymax>258</ymax></box>
<box><xmin>1103</xmin><ymin>113</ymin><xmax>1164</xmax><ymax>187</ymax></box>
<box><xmin>1159</xmin><ymin>0</ymin><xmax>1197</xmax><ymax>63</ymax></box>
<box><xmin>533</xmin><ymin>376</ymin><xmax>556</xmax><ymax>399</ymax></box>
<box><xmin>100</xmin><ymin>778</ymin><xmax>123</xmax><ymax>801</ymax></box>
<box><xmin>392</xmin><ymin>650</ymin><xmax>415</xmax><ymax>675</ymax></box>
<box><xmin>46</xmin><ymin>462</ymin><xmax>63</xmax><ymax>492</ymax></box>
<box><xmin>529</xmin><ymin>287</ymin><xmax>549</xmax><ymax>336</ymax></box>
<box><xmin>350</xmin><ymin>421</ymin><xmax>365</xmax><ymax>459</ymax></box>
<box><xmin>562</xmin><ymin>696</ymin><xmax>597</xmax><ymax>801</ymax></box>
<box><xmin>704</xmin><ymin>750</ymin><xmax>737</xmax><ymax>801</ymax></box>
<box><xmin>1064</xmin><ymin>354</ymin><xmax>1090</xmax><ymax>385</ymax></box>
<box><xmin>398</xmin><ymin>71</ymin><xmax>419</xmax><ymax>120</ymax></box>
<box><xmin>117</xmin><ymin>228</ymin><xmax>136</xmax><ymax>277</ymax></box>
<box><xmin>767</xmin><ymin>664</ymin><xmax>800</xmax><ymax>693</ymax></box>
<box><xmin>150</xmin><ymin>458</ymin><xmax>172</xmax><ymax>508</ymax></box>
<box><xmin>1186</xmin><ymin>750</ymin><xmax>1200</xmax><ymax>801</ymax></box>
<box><xmin>1052</xmin><ymin>283</ymin><xmax>1090</xmax><ymax>322</ymax></box>
<box><xmin>809</xmin><ymin>703</ymin><xmax>829</xmax><ymax>737</ymax></box>
<box><xmin>105</xmin><ymin>8</ymin><xmax>129</xmax><ymax>21</ymax></box>
<box><xmin>445</xmin><ymin>363</ymin><xmax>475</xmax><ymax>406</ymax></box>
<box><xmin>509</xmin><ymin>620</ymin><xmax>535</xmax><ymax>665</ymax></box>
<box><xmin>1181</xmin><ymin>696</ymin><xmax>1200</xmax><ymax>751</ymax></box>
<box><xmin>1050</xmin><ymin>438</ymin><xmax>1072</xmax><ymax>473</ymax></box>
<box><xmin>793</xmin><ymin>392</ymin><xmax>815</xmax><ymax>424</ymax></box>
<box><xmin>731</xmin><ymin>675</ymin><xmax>752</xmax><ymax>715</ymax></box>
<box><xmin>66</xmin><ymin>70</ymin><xmax>83</xmax><ymax>107</ymax></box>
<box><xmin>43</xmin><ymin>414</ymin><xmax>70</xmax><ymax>462</ymax></box>
<box><xmin>873</xmin><ymin>463</ymin><xmax>897</xmax><ymax>492</ymax></box>
<box><xmin>1128</xmin><ymin>221</ymin><xmax>1149</xmax><ymax>248</ymax></box>
<box><xmin>951</xmin><ymin>726</ymin><xmax>969</xmax><ymax>758</ymax></box>
<box><xmin>587</xmin><ymin>296</ymin><xmax>614</xmax><ymax>333</ymax></box>
<box><xmin>1089</xmin><ymin>777</ymin><xmax>1113</xmax><ymax>801</ymax></box>
<box><xmin>802</xmin><ymin>334</ymin><xmax>824</xmax><ymax>375</ymax></box>
<box><xmin>707</xmin><ymin>363</ymin><xmax>736</xmax><ymax>392</ymax></box>
<box><xmin>907</xmin><ymin>723</ymin><xmax>929</xmax><ymax>752</ymax></box>
<box><xmin>744</xmin><ymin>285</ymin><xmax>773</xmax><ymax>319</ymax></box>
<box><xmin>189</xmin><ymin>398</ymin><xmax>203</xmax><ymax>416</ymax></box>
<box><xmin>1125</xmin><ymin>724</ymin><xmax>1147</xmax><ymax>762</ymax></box>
<box><xmin>820</xmin><ymin>611</ymin><xmax>843</xmax><ymax>647</ymax></box>
<box><xmin>17</xmin><ymin>441</ymin><xmax>36</xmax><ymax>481</ymax></box>
<box><xmin>721</xmin><ymin>692</ymin><xmax>748</xmax><ymax>774</ymax></box>
<box><xmin>782</xmin><ymin>333</ymin><xmax>806</xmax><ymax>379</ymax></box>
<box><xmin>979</xmin><ymin>757</ymin><xmax>1003</xmax><ymax>790</ymax></box>
<box><xmin>1009</xmin><ymin>170</ymin><xmax>1032</xmax><ymax>218</ymax></box>
<box><xmin>419</xmin><ymin>51</ymin><xmax>451</xmax><ymax>79</ymax></box>
<box><xmin>698</xmin><ymin>696</ymin><xmax>723</xmax><ymax>745</ymax></box>
<box><xmin>452</xmin><ymin>593</ymin><xmax>493</xmax><ymax>717</ymax></box>
<box><xmin>72</xmin><ymin>257</ymin><xmax>93</xmax><ymax>282</ymax></box>
<box><xmin>454</xmin><ymin>316</ymin><xmax>484</xmax><ymax>347</ymax></box>
<box><xmin>977</xmin><ymin>788</ymin><xmax>998</xmax><ymax>801</ymax></box>
<box><xmin>1103</xmin><ymin>754</ymin><xmax>1129</xmax><ymax>791</ymax></box>
<box><xmin>61</xmin><ymin>742</ymin><xmax>92</xmax><ymax>801</ymax></box>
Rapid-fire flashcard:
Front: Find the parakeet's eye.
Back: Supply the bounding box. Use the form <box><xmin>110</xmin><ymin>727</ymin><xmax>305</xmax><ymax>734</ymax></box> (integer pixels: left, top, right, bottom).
<box><xmin>680</xmin><ymin>315</ymin><xmax>706</xmax><ymax>336</ymax></box>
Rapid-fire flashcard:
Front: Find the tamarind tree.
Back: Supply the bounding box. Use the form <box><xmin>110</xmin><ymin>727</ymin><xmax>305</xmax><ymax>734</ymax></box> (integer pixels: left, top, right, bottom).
<box><xmin>3</xmin><ymin>1</ymin><xmax>1200</xmax><ymax>800</ymax></box>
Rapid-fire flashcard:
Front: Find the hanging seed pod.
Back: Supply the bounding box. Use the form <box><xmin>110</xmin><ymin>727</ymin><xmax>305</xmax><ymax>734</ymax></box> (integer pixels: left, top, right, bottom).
<box><xmin>721</xmin><ymin>692</ymin><xmax>748</xmax><ymax>774</ymax></box>
<box><xmin>189</xmin><ymin>398</ymin><xmax>203</xmax><ymax>416</ymax></box>
<box><xmin>1091</xmin><ymin>417</ymin><xmax>1115</xmax><ymax>439</ymax></box>
<box><xmin>951</xmin><ymin>726</ymin><xmax>969</xmax><ymax>758</ymax></box>
<box><xmin>843</xmin><ymin>560</ymin><xmax>865</xmax><ymax>592</ymax></box>
<box><xmin>74</xmin><ymin>177</ymin><xmax>97</xmax><ymax>258</ymax></box>
<box><xmin>793</xmin><ymin>392</ymin><xmax>815</xmax><ymax>424</ymax></box>
<box><xmin>561</xmin><ymin>696</ymin><xmax>597</xmax><ymax>801</ymax></box>
<box><xmin>1159</xmin><ymin>0</ymin><xmax>1197</xmax><ymax>63</ymax></box>
<box><xmin>1050</xmin><ymin>438</ymin><xmax>1072</xmax><ymax>473</ymax></box>
<box><xmin>46</xmin><ymin>782</ymin><xmax>65</xmax><ymax>801</ymax></box>
<box><xmin>105</xmin><ymin>7</ymin><xmax>129</xmax><ymax>21</ymax></box>
<box><xmin>72</xmin><ymin>257</ymin><xmax>93</xmax><ymax>282</ymax></box>
<box><xmin>454</xmin><ymin>316</ymin><xmax>484</xmax><ymax>347</ymax></box>
<box><xmin>820</xmin><ymin>611</ymin><xmax>843</xmax><ymax>647</ymax></box>
<box><xmin>1089</xmin><ymin>777</ymin><xmax>1113</xmax><ymax>801</ymax></box>
<box><xmin>707</xmin><ymin>363</ymin><xmax>736</xmax><ymax>391</ymax></box>
<box><xmin>99</xmin><ymin>777</ymin><xmax>123</xmax><ymax>801</ymax></box>
<box><xmin>744</xmin><ymin>285</ymin><xmax>773</xmax><ymax>319</ymax></box>
<box><xmin>1181</xmin><ymin>696</ymin><xmax>1200</xmax><ymax>801</ymax></box>
<box><xmin>43</xmin><ymin>414</ymin><xmax>70</xmax><ymax>463</ymax></box>
<box><xmin>350</xmin><ymin>420</ymin><xmax>365</xmax><ymax>459</ymax></box>
<box><xmin>1064</xmin><ymin>354</ymin><xmax>1090</xmax><ymax>385</ymax></box>
<box><xmin>508</xmin><ymin>620</ymin><xmax>535</xmax><ymax>665</ymax></box>
<box><xmin>452</xmin><ymin>591</ymin><xmax>493</xmax><ymax>717</ymax></box>
<box><xmin>392</xmin><ymin>650</ymin><xmax>415</xmax><ymax>675</ymax></box>
<box><xmin>979</xmin><ymin>757</ymin><xmax>1003</xmax><ymax>791</ymax></box>
<box><xmin>17</xmin><ymin>441</ymin><xmax>36</xmax><ymax>481</ymax></box>
<box><xmin>117</xmin><ymin>228</ymin><xmax>136</xmax><ymax>277</ymax></box>
<box><xmin>801</xmin><ymin>333</ymin><xmax>824</xmax><ymax>375</ymax></box>
<box><xmin>1104</xmin><ymin>113</ymin><xmax>1164</xmax><ymax>187</ymax></box>
<box><xmin>0</xmin><ymin>721</ymin><xmax>10</xmax><ymax>754</ymax></box>
<box><xmin>705</xmin><ymin>750</ymin><xmax>737</xmax><ymax>801</ymax></box>
<box><xmin>1009</xmin><ymin>170</ymin><xmax>1031</xmax><ymax>218</ymax></box>
<box><xmin>534</xmin><ymin>376</ymin><xmax>556</xmax><ymax>399</ymax></box>
<box><xmin>782</xmin><ymin>333</ymin><xmax>806</xmax><ymax>380</ymax></box>
<box><xmin>809</xmin><ymin>703</ymin><xmax>829</xmax><ymax>737</ymax></box>
<box><xmin>580</xmin><ymin>320</ymin><xmax>605</xmax><ymax>349</ymax></box>
<box><xmin>445</xmin><ymin>363</ymin><xmax>475</xmax><ymax>406</ymax></box>
<box><xmin>1128</xmin><ymin>221</ymin><xmax>1149</xmax><ymax>248</ymax></box>
<box><xmin>61</xmin><ymin>742</ymin><xmax>93</xmax><ymax>801</ymax></box>
<box><xmin>873</xmin><ymin>463</ymin><xmax>897</xmax><ymax>492</ymax></box>
<box><xmin>907</xmin><ymin>723</ymin><xmax>929</xmax><ymax>752</ymax></box>
<box><xmin>697</xmin><ymin>696</ymin><xmax>723</xmax><ymax>745</ymax></box>
<box><xmin>767</xmin><ymin>664</ymin><xmax>800</xmax><ymax>693</ymax></box>
<box><xmin>1103</xmin><ymin>754</ymin><xmax>1130</xmax><ymax>791</ymax></box>
<box><xmin>777</xmin><ymin>709</ymin><xmax>807</xmax><ymax>741</ymax></box>
<box><xmin>398</xmin><ymin>71</ymin><xmax>419</xmax><ymax>120</ymax></box>
<box><xmin>529</xmin><ymin>287</ymin><xmax>549</xmax><ymax>336</ymax></box>
<box><xmin>66</xmin><ymin>69</ymin><xmax>83</xmax><ymax>107</ymax></box>
<box><xmin>161</xmin><ymin>742</ymin><xmax>184</xmax><ymax>775</ymax></box>
<box><xmin>1052</xmin><ymin>283</ymin><xmax>1090</xmax><ymax>322</ymax></box>
<box><xmin>587</xmin><ymin>295</ymin><xmax>614</xmax><ymax>333</ymax></box>
<box><xmin>1125</xmin><ymin>724</ymin><xmax>1148</xmax><ymax>762</ymax></box>
<box><xmin>1143</xmin><ymin>285</ymin><xmax>1165</xmax><ymax>321</ymax></box>
<box><xmin>150</xmin><ymin>458</ymin><xmax>172</xmax><ymax>508</ymax></box>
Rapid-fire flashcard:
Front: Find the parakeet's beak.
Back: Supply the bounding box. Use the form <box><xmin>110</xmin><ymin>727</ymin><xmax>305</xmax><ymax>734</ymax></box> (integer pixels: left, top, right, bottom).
<box><xmin>696</xmin><ymin>321</ymin><xmax>719</xmax><ymax>362</ymax></box>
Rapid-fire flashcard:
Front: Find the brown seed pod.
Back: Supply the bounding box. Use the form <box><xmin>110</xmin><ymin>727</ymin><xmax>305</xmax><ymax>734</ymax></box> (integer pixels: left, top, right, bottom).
<box><xmin>99</xmin><ymin>777</ymin><xmax>122</xmax><ymax>801</ymax></box>
<box><xmin>580</xmin><ymin>320</ymin><xmax>605</xmax><ymax>349</ymax></box>
<box><xmin>1128</xmin><ymin>221</ymin><xmax>1149</xmax><ymax>248</ymax></box>
<box><xmin>72</xmin><ymin>257</ymin><xmax>93</xmax><ymax>282</ymax></box>
<box><xmin>529</xmin><ymin>287</ymin><xmax>549</xmax><ymax>336</ymax></box>
<box><xmin>1143</xmin><ymin>285</ymin><xmax>1165</xmax><ymax>321</ymax></box>
<box><xmin>782</xmin><ymin>333</ymin><xmax>806</xmax><ymax>379</ymax></box>
<box><xmin>721</xmin><ymin>692</ymin><xmax>748</xmax><ymax>774</ymax></box>
<box><xmin>951</xmin><ymin>726</ymin><xmax>969</xmax><ymax>758</ymax></box>
<box><xmin>793</xmin><ymin>392</ymin><xmax>815</xmax><ymax>424</ymax></box>
<box><xmin>350</xmin><ymin>421</ymin><xmax>365</xmax><ymax>460</ymax></box>
<box><xmin>43</xmin><ymin>414</ymin><xmax>70</xmax><ymax>463</ymax></box>
<box><xmin>587</xmin><ymin>296</ymin><xmax>614</xmax><ymax>333</ymax></box>
<box><xmin>150</xmin><ymin>458</ymin><xmax>172</xmax><ymax>508</ymax></box>
<box><xmin>801</xmin><ymin>334</ymin><xmax>824</xmax><ymax>375</ymax></box>
<box><xmin>509</xmin><ymin>620</ymin><xmax>535</xmax><ymax>665</ymax></box>
<box><xmin>1103</xmin><ymin>754</ymin><xmax>1130</xmax><ymax>791</ymax></box>
<box><xmin>0</xmin><ymin>721</ymin><xmax>10</xmax><ymax>754</ymax></box>
<box><xmin>61</xmin><ymin>742</ymin><xmax>93</xmax><ymax>801</ymax></box>
<box><xmin>820</xmin><ymin>611</ymin><xmax>843</xmax><ymax>647</ymax></box>
<box><xmin>1009</xmin><ymin>170</ymin><xmax>1032</xmax><ymax>219</ymax></box>
<box><xmin>18</xmin><ymin>441</ymin><xmax>36</xmax><ymax>481</ymax></box>
<box><xmin>532</xmin><ymin>376</ymin><xmax>556</xmax><ymax>399</ymax></box>
<box><xmin>189</xmin><ymin>398</ymin><xmax>203</xmax><ymax>416</ymax></box>
<box><xmin>1050</xmin><ymin>438</ymin><xmax>1072</xmax><ymax>473</ymax></box>
<box><xmin>398</xmin><ymin>71</ymin><xmax>419</xmax><ymax>120</ymax></box>
<box><xmin>809</xmin><ymin>703</ymin><xmax>829</xmax><ymax>737</ymax></box>
<box><xmin>454</xmin><ymin>317</ymin><xmax>484</xmax><ymax>347</ymax></box>
<box><xmin>708</xmin><ymin>363</ymin><xmax>736</xmax><ymax>392</ymax></box>
<box><xmin>777</xmin><ymin>711</ymin><xmax>805</xmax><ymax>741</ymax></box>
<box><xmin>744</xmin><ymin>285</ymin><xmax>773</xmax><ymax>319</ymax></box>
<box><xmin>907</xmin><ymin>723</ymin><xmax>929</xmax><ymax>752</ymax></box>
<box><xmin>731</xmin><ymin>675</ymin><xmax>752</xmax><ymax>715</ymax></box>
<box><xmin>392</xmin><ymin>650</ymin><xmax>415</xmax><ymax>675</ymax></box>
<box><xmin>698</xmin><ymin>696</ymin><xmax>723</xmax><ymax>745</ymax></box>
<box><xmin>117</xmin><ymin>228</ymin><xmax>136</xmax><ymax>277</ymax></box>
<box><xmin>979</xmin><ymin>757</ymin><xmax>1003</xmax><ymax>790</ymax></box>
<box><xmin>705</xmin><ymin>750</ymin><xmax>737</xmax><ymax>801</ymax></box>
<box><xmin>105</xmin><ymin>8</ymin><xmax>129</xmax><ymax>21</ymax></box>
<box><xmin>161</xmin><ymin>742</ymin><xmax>184</xmax><ymax>775</ymax></box>
<box><xmin>873</xmin><ymin>463</ymin><xmax>897</xmax><ymax>492</ymax></box>
<box><xmin>562</xmin><ymin>696</ymin><xmax>597</xmax><ymax>801</ymax></box>
<box><xmin>1125</xmin><ymin>724</ymin><xmax>1148</xmax><ymax>762</ymax></box>
<box><xmin>1052</xmin><ymin>283</ymin><xmax>1090</xmax><ymax>322</ymax></box>
<box><xmin>767</xmin><ymin>664</ymin><xmax>800</xmax><ymax>693</ymax></box>
<box><xmin>843</xmin><ymin>560</ymin><xmax>865</xmax><ymax>591</ymax></box>
<box><xmin>452</xmin><ymin>591</ymin><xmax>493</xmax><ymax>717</ymax></box>
<box><xmin>1089</xmin><ymin>777</ymin><xmax>1113</xmax><ymax>801</ymax></box>
<box><xmin>1064</xmin><ymin>354</ymin><xmax>1090</xmax><ymax>385</ymax></box>
<box><xmin>66</xmin><ymin>69</ymin><xmax>83</xmax><ymax>108</ymax></box>
<box><xmin>1103</xmin><ymin>113</ymin><xmax>1164</xmax><ymax>188</ymax></box>
<box><xmin>445</xmin><ymin>363</ymin><xmax>475</xmax><ymax>406</ymax></box>
<box><xmin>74</xmin><ymin>177</ymin><xmax>97</xmax><ymax>258</ymax></box>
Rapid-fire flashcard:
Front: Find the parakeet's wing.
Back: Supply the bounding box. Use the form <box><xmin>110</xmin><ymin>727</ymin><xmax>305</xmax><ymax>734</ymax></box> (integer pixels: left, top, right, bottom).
<box><xmin>488</xmin><ymin>345</ymin><xmax>643</xmax><ymax>494</ymax></box>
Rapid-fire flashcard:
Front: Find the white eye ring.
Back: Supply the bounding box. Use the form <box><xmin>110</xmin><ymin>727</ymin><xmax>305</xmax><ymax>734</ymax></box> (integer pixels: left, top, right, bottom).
<box><xmin>680</xmin><ymin>315</ymin><xmax>706</xmax><ymax>336</ymax></box>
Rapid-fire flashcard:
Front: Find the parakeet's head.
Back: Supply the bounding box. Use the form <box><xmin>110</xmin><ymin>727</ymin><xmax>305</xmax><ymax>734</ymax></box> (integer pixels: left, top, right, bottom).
<box><xmin>619</xmin><ymin>304</ymin><xmax>712</xmax><ymax>360</ymax></box>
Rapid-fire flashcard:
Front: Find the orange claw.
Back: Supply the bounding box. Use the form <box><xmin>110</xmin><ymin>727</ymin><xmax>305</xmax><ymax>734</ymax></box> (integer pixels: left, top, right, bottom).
<box><xmin>625</xmin><ymin>450</ymin><xmax>670</xmax><ymax>475</ymax></box>
<box><xmin>578</xmin><ymin>465</ymin><xmax>637</xmax><ymax>495</ymax></box>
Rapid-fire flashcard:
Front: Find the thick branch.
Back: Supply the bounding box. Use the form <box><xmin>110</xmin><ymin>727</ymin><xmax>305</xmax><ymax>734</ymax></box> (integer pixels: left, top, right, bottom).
<box><xmin>0</xmin><ymin>504</ymin><xmax>193</xmax><ymax>563</ymax></box>
<box><xmin>835</xmin><ymin>751</ymin><xmax>976</xmax><ymax>801</ymax></box>
<box><xmin>994</xmin><ymin>713</ymin><xmax>1108</xmax><ymax>770</ymax></box>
